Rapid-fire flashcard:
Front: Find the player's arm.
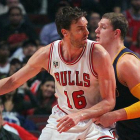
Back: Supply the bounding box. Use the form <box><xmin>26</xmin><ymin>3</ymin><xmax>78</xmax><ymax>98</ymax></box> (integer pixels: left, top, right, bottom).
<box><xmin>0</xmin><ymin>45</ymin><xmax>51</xmax><ymax>95</ymax></box>
<box><xmin>94</xmin><ymin>55</ymin><xmax>140</xmax><ymax>127</ymax></box>
<box><xmin>113</xmin><ymin>54</ymin><xmax>140</xmax><ymax>121</ymax></box>
<box><xmin>79</xmin><ymin>44</ymin><xmax>116</xmax><ymax>120</ymax></box>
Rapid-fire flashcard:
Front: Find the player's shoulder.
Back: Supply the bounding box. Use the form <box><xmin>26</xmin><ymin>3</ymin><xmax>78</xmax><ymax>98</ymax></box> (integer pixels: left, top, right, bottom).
<box><xmin>37</xmin><ymin>44</ymin><xmax>51</xmax><ymax>56</ymax></box>
<box><xmin>117</xmin><ymin>54</ymin><xmax>140</xmax><ymax>76</ymax></box>
<box><xmin>27</xmin><ymin>43</ymin><xmax>54</xmax><ymax>68</ymax></box>
<box><xmin>87</xmin><ymin>40</ymin><xmax>110</xmax><ymax>64</ymax></box>
<box><xmin>28</xmin><ymin>43</ymin><xmax>52</xmax><ymax>63</ymax></box>
<box><xmin>91</xmin><ymin>42</ymin><xmax>109</xmax><ymax>58</ymax></box>
<box><xmin>118</xmin><ymin>53</ymin><xmax>140</xmax><ymax>67</ymax></box>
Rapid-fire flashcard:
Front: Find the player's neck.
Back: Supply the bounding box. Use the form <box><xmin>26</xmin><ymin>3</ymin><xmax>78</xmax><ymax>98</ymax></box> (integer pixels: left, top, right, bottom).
<box><xmin>61</xmin><ymin>40</ymin><xmax>85</xmax><ymax>62</ymax></box>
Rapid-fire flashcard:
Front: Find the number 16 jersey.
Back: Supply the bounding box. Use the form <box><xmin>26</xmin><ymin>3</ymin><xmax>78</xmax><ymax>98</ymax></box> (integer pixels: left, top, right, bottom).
<box><xmin>48</xmin><ymin>39</ymin><xmax>101</xmax><ymax>114</ymax></box>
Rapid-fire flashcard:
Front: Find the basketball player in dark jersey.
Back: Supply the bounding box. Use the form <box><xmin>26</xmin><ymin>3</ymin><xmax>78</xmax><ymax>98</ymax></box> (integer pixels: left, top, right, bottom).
<box><xmin>94</xmin><ymin>12</ymin><xmax>140</xmax><ymax>140</ymax></box>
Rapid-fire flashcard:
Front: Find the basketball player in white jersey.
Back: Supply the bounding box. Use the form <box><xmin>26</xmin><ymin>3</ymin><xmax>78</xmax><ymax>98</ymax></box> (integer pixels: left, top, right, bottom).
<box><xmin>0</xmin><ymin>7</ymin><xmax>117</xmax><ymax>139</ymax></box>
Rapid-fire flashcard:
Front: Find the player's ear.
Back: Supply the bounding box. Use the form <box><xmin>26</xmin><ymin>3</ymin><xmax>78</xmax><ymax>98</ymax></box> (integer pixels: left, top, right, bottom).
<box><xmin>114</xmin><ymin>29</ymin><xmax>121</xmax><ymax>38</ymax></box>
<box><xmin>61</xmin><ymin>29</ymin><xmax>68</xmax><ymax>37</ymax></box>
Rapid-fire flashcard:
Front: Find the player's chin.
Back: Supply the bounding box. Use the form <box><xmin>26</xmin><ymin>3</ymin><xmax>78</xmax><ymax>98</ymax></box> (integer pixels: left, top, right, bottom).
<box><xmin>96</xmin><ymin>38</ymin><xmax>100</xmax><ymax>43</ymax></box>
<box><xmin>82</xmin><ymin>39</ymin><xmax>87</xmax><ymax>44</ymax></box>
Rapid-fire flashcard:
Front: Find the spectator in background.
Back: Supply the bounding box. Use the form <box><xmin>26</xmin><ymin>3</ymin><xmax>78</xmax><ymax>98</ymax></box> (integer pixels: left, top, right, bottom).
<box><xmin>10</xmin><ymin>39</ymin><xmax>38</xmax><ymax>62</ymax></box>
<box><xmin>130</xmin><ymin>28</ymin><xmax>140</xmax><ymax>56</ymax></box>
<box><xmin>0</xmin><ymin>6</ymin><xmax>38</xmax><ymax>55</ymax></box>
<box><xmin>0</xmin><ymin>0</ymin><xmax>28</xmax><ymax>29</ymax></box>
<box><xmin>8</xmin><ymin>58</ymin><xmax>21</xmax><ymax>76</ymax></box>
<box><xmin>0</xmin><ymin>99</ymin><xmax>21</xmax><ymax>140</ymax></box>
<box><xmin>123</xmin><ymin>0</ymin><xmax>140</xmax><ymax>48</ymax></box>
<box><xmin>0</xmin><ymin>42</ymin><xmax>10</xmax><ymax>78</ymax></box>
<box><xmin>0</xmin><ymin>99</ymin><xmax>38</xmax><ymax>140</ymax></box>
<box><xmin>40</xmin><ymin>0</ymin><xmax>72</xmax><ymax>45</ymax></box>
<box><xmin>113</xmin><ymin>6</ymin><xmax>121</xmax><ymax>13</ymax></box>
<box><xmin>88</xmin><ymin>12</ymin><xmax>100</xmax><ymax>40</ymax></box>
<box><xmin>34</xmin><ymin>76</ymin><xmax>57</xmax><ymax>115</ymax></box>
<box><xmin>0</xmin><ymin>0</ymin><xmax>26</xmax><ymax>15</ymax></box>
<box><xmin>1</xmin><ymin>84</ymin><xmax>38</xmax><ymax>130</ymax></box>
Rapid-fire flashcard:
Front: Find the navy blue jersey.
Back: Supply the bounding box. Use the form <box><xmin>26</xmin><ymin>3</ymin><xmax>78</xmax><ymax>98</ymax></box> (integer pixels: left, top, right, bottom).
<box><xmin>113</xmin><ymin>47</ymin><xmax>140</xmax><ymax>140</ymax></box>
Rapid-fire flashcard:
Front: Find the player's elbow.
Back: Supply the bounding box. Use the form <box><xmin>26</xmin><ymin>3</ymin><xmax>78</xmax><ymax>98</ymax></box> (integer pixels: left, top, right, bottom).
<box><xmin>103</xmin><ymin>97</ymin><xmax>115</xmax><ymax>113</ymax></box>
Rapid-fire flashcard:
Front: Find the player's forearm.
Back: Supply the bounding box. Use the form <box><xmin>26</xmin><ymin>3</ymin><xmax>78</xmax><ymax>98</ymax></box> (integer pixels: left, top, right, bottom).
<box><xmin>78</xmin><ymin>98</ymin><xmax>115</xmax><ymax>121</ymax></box>
<box><xmin>0</xmin><ymin>76</ymin><xmax>18</xmax><ymax>95</ymax></box>
<box><xmin>115</xmin><ymin>102</ymin><xmax>140</xmax><ymax>121</ymax></box>
<box><xmin>109</xmin><ymin>109</ymin><xmax>127</xmax><ymax>123</ymax></box>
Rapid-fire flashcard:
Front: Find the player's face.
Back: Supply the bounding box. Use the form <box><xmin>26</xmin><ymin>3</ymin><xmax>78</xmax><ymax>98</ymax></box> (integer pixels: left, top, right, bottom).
<box><xmin>68</xmin><ymin>17</ymin><xmax>89</xmax><ymax>48</ymax></box>
<box><xmin>95</xmin><ymin>18</ymin><xmax>115</xmax><ymax>47</ymax></box>
<box><xmin>41</xmin><ymin>81</ymin><xmax>55</xmax><ymax>98</ymax></box>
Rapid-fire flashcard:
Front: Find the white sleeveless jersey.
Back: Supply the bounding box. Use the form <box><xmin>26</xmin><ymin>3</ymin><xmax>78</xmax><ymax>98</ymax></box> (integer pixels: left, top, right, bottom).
<box><xmin>48</xmin><ymin>39</ymin><xmax>101</xmax><ymax>114</ymax></box>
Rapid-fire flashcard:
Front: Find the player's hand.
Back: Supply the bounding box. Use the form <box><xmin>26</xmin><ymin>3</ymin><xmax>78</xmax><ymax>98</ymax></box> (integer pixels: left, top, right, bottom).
<box><xmin>92</xmin><ymin>112</ymin><xmax>115</xmax><ymax>127</ymax></box>
<box><xmin>56</xmin><ymin>113</ymin><xmax>81</xmax><ymax>133</ymax></box>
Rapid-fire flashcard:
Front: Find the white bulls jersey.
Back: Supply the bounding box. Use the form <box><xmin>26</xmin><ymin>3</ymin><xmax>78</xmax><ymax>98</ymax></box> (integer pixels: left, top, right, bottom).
<box><xmin>48</xmin><ymin>39</ymin><xmax>101</xmax><ymax>114</ymax></box>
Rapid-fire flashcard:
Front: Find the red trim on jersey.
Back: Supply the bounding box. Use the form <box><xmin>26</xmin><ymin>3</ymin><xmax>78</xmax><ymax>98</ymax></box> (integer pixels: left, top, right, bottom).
<box><xmin>58</xmin><ymin>41</ymin><xmax>86</xmax><ymax>65</ymax></box>
<box><xmin>57</xmin><ymin>104</ymin><xmax>68</xmax><ymax>114</ymax></box>
<box><xmin>97</xmin><ymin>135</ymin><xmax>115</xmax><ymax>140</ymax></box>
<box><xmin>89</xmin><ymin>42</ymin><xmax>98</xmax><ymax>77</ymax></box>
<box><xmin>48</xmin><ymin>42</ymin><xmax>54</xmax><ymax>73</ymax></box>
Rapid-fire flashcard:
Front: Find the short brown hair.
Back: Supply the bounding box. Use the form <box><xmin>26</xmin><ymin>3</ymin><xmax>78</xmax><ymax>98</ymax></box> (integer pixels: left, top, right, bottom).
<box><xmin>102</xmin><ymin>12</ymin><xmax>128</xmax><ymax>40</ymax></box>
<box><xmin>55</xmin><ymin>6</ymin><xmax>87</xmax><ymax>38</ymax></box>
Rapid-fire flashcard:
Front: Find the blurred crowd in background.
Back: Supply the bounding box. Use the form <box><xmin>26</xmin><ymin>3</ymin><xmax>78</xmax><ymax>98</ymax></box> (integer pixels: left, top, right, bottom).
<box><xmin>0</xmin><ymin>0</ymin><xmax>140</xmax><ymax>139</ymax></box>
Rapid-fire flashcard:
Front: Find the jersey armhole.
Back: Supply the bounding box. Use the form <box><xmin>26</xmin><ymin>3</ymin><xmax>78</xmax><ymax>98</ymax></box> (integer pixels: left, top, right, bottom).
<box><xmin>89</xmin><ymin>42</ymin><xmax>98</xmax><ymax>78</ymax></box>
<box><xmin>47</xmin><ymin>42</ymin><xmax>54</xmax><ymax>73</ymax></box>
